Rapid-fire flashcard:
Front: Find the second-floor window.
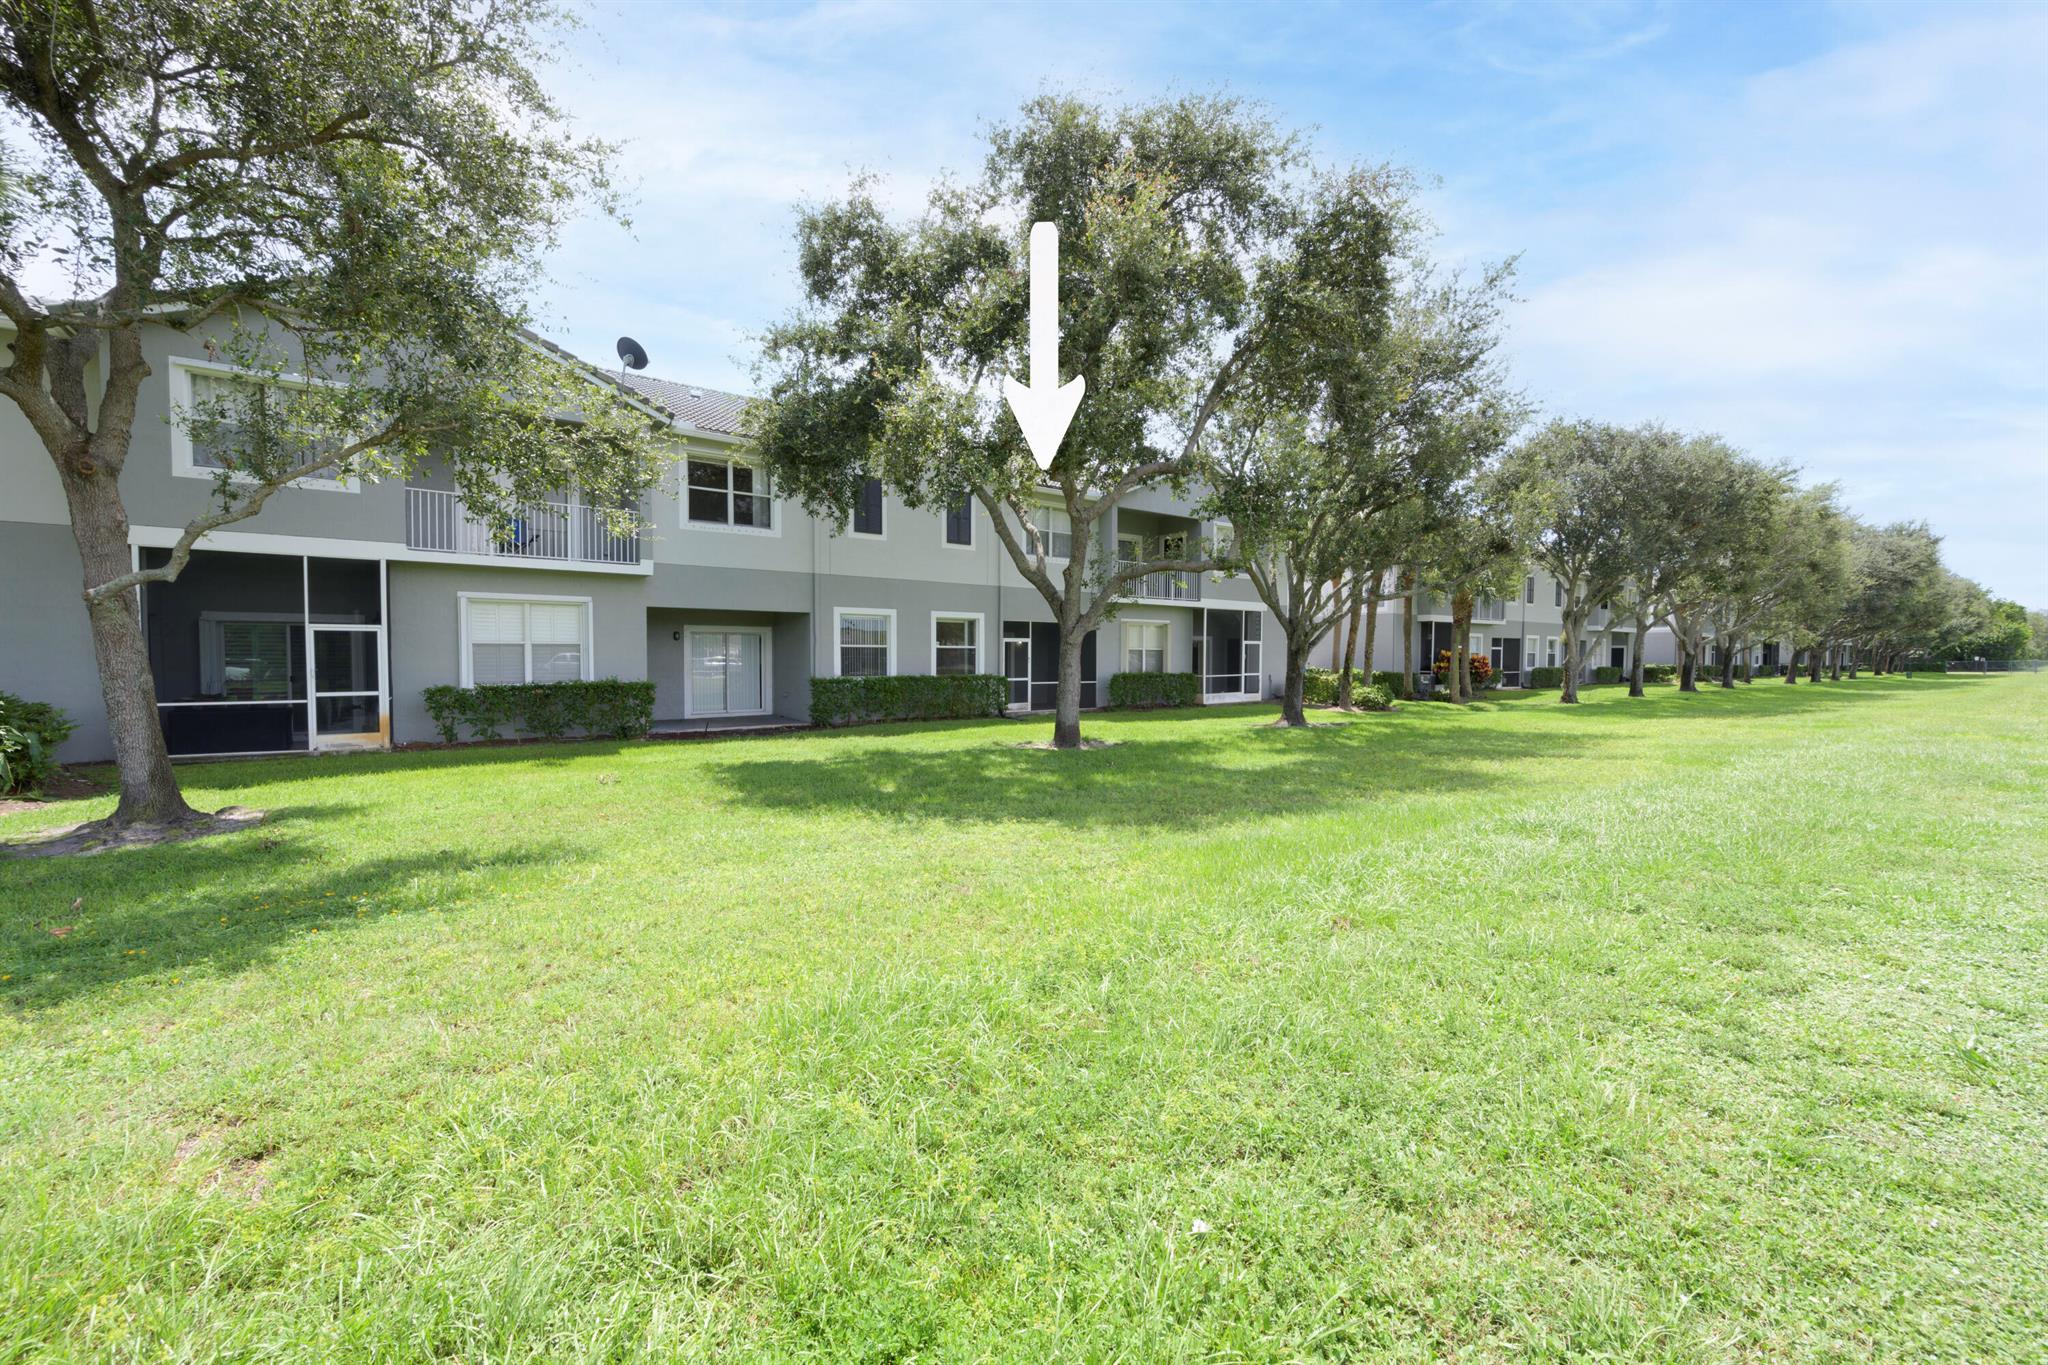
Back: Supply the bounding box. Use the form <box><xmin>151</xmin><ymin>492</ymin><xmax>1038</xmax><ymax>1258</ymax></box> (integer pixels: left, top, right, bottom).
<box><xmin>687</xmin><ymin>457</ymin><xmax>771</xmax><ymax>529</ymax></box>
<box><xmin>1524</xmin><ymin>575</ymin><xmax>1535</xmax><ymax>604</ymax></box>
<box><xmin>945</xmin><ymin>497</ymin><xmax>973</xmax><ymax>546</ymax></box>
<box><xmin>1553</xmin><ymin>581</ymin><xmax>1564</xmax><ymax>608</ymax></box>
<box><xmin>852</xmin><ymin>478</ymin><xmax>885</xmax><ymax>536</ymax></box>
<box><xmin>1031</xmin><ymin>505</ymin><xmax>1072</xmax><ymax>558</ymax></box>
<box><xmin>173</xmin><ymin>362</ymin><xmax>353</xmax><ymax>492</ymax></box>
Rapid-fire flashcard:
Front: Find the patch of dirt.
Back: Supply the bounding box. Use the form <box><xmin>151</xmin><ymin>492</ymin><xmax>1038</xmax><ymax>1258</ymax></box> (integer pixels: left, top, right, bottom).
<box><xmin>1009</xmin><ymin>739</ymin><xmax>1119</xmax><ymax>750</ymax></box>
<box><xmin>200</xmin><ymin>1148</ymin><xmax>276</xmax><ymax>1203</ymax></box>
<box><xmin>0</xmin><ymin>768</ymin><xmax>107</xmax><ymax>817</ymax></box>
<box><xmin>1</xmin><ymin>806</ymin><xmax>265</xmax><ymax>859</ymax></box>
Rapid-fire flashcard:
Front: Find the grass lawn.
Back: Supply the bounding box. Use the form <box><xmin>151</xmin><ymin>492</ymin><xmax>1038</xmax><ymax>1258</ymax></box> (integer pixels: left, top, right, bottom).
<box><xmin>2</xmin><ymin>674</ymin><xmax>2044</xmax><ymax>1361</ymax></box>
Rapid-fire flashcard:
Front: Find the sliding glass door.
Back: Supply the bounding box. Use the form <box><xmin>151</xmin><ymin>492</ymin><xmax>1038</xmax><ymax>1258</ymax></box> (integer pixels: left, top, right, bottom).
<box><xmin>685</xmin><ymin>628</ymin><xmax>769</xmax><ymax>717</ymax></box>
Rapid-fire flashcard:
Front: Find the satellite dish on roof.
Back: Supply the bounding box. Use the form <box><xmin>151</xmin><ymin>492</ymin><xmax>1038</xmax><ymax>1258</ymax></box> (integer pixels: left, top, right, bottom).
<box><xmin>615</xmin><ymin>336</ymin><xmax>648</xmax><ymax>371</ymax></box>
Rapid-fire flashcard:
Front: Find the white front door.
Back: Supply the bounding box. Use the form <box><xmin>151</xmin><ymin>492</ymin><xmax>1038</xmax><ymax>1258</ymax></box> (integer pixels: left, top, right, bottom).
<box><xmin>685</xmin><ymin>628</ymin><xmax>770</xmax><ymax>717</ymax></box>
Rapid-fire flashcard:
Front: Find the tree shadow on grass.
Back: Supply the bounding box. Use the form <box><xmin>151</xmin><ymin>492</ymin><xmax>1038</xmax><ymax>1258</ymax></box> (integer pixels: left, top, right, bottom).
<box><xmin>708</xmin><ymin>714</ymin><xmax>1585</xmax><ymax>831</ymax></box>
<box><xmin>1</xmin><ymin>809</ymin><xmax>588</xmax><ymax>1012</ymax></box>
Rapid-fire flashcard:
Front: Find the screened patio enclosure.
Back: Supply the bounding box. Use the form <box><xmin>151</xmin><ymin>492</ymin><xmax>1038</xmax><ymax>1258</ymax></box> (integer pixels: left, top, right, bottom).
<box><xmin>141</xmin><ymin>548</ymin><xmax>387</xmax><ymax>756</ymax></box>
<box><xmin>1195</xmin><ymin>607</ymin><xmax>1263</xmax><ymax>701</ymax></box>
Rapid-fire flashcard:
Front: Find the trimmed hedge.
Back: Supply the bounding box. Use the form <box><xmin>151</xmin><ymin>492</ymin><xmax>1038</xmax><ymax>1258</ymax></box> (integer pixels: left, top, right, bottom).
<box><xmin>0</xmin><ymin>691</ymin><xmax>75</xmax><ymax>796</ymax></box>
<box><xmin>422</xmin><ymin>678</ymin><xmax>655</xmax><ymax>744</ymax></box>
<box><xmin>1108</xmin><ymin>671</ymin><xmax>1199</xmax><ymax>709</ymax></box>
<box><xmin>1593</xmin><ymin>665</ymin><xmax>1623</xmax><ymax>684</ymax></box>
<box><xmin>811</xmin><ymin>674</ymin><xmax>1005</xmax><ymax>727</ymax></box>
<box><xmin>1526</xmin><ymin>666</ymin><xmax>1564</xmax><ymax>689</ymax></box>
<box><xmin>1373</xmin><ymin>670</ymin><xmax>1408</xmax><ymax>699</ymax></box>
<box><xmin>1302</xmin><ymin>669</ymin><xmax>1397</xmax><ymax>711</ymax></box>
<box><xmin>1644</xmin><ymin>663</ymin><xmax>1677</xmax><ymax>684</ymax></box>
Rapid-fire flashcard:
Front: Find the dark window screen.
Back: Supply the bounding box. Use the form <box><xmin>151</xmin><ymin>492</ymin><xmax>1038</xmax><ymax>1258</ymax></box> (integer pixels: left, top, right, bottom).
<box><xmin>853</xmin><ymin>478</ymin><xmax>884</xmax><ymax>535</ymax></box>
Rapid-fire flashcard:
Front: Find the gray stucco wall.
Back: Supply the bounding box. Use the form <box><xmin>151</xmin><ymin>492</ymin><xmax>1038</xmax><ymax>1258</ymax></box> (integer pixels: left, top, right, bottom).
<box><xmin>386</xmin><ymin>562</ymin><xmax>649</xmax><ymax>744</ymax></box>
<box><xmin>0</xmin><ymin>519</ymin><xmax>111</xmax><ymax>761</ymax></box>
<box><xmin>646</xmin><ymin>607</ymin><xmax>812</xmax><ymax>720</ymax></box>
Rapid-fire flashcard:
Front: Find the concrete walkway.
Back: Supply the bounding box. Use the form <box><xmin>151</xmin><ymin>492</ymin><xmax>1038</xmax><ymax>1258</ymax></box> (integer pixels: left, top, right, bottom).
<box><xmin>647</xmin><ymin>714</ymin><xmax>809</xmax><ymax>739</ymax></box>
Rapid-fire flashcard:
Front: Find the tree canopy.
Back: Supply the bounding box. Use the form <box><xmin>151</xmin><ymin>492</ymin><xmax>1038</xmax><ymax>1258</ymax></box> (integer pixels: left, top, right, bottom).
<box><xmin>0</xmin><ymin>0</ymin><xmax>663</xmax><ymax>829</ymax></box>
<box><xmin>748</xmin><ymin>93</ymin><xmax>1405</xmax><ymax>745</ymax></box>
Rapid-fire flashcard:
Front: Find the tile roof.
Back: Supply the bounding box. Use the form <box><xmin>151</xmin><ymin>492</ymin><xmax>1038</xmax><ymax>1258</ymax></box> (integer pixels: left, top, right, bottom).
<box><xmin>518</xmin><ymin>328</ymin><xmax>754</xmax><ymax>438</ymax></box>
<box><xmin>617</xmin><ymin>373</ymin><xmax>753</xmax><ymax>437</ymax></box>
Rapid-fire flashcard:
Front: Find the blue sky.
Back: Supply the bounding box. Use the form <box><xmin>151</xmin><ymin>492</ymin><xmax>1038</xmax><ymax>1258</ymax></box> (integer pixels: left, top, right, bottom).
<box><xmin>535</xmin><ymin>0</ymin><xmax>2048</xmax><ymax>605</ymax></box>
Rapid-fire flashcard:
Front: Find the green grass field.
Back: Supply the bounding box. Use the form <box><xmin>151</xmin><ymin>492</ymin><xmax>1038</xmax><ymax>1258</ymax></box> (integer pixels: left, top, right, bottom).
<box><xmin>2</xmin><ymin>674</ymin><xmax>2044</xmax><ymax>1361</ymax></box>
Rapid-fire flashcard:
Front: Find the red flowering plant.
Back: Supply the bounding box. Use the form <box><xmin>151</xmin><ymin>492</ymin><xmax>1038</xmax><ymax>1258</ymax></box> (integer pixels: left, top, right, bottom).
<box><xmin>1432</xmin><ymin>649</ymin><xmax>1494</xmax><ymax>688</ymax></box>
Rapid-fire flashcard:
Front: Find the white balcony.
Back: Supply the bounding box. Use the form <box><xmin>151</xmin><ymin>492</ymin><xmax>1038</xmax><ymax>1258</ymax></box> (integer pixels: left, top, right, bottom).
<box><xmin>404</xmin><ymin>487</ymin><xmax>640</xmax><ymax>566</ymax></box>
<box><xmin>1114</xmin><ymin>560</ymin><xmax>1202</xmax><ymax>601</ymax></box>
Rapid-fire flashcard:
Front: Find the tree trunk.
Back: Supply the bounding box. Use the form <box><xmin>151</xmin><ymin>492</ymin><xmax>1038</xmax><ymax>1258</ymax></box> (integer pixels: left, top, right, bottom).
<box><xmin>1678</xmin><ymin>627</ymin><xmax>1700</xmax><ymax>692</ymax></box>
<box><xmin>1337</xmin><ymin>580</ymin><xmax>1364</xmax><ymax>709</ymax></box>
<box><xmin>1559</xmin><ymin>610</ymin><xmax>1581</xmax><ymax>704</ymax></box>
<box><xmin>1051</xmin><ymin>620</ymin><xmax>1086</xmax><ymax>749</ymax></box>
<box><xmin>60</xmin><ymin>471</ymin><xmax>199</xmax><ymax>827</ymax></box>
<box><xmin>1450</xmin><ymin>595</ymin><xmax>1472</xmax><ymax>704</ymax></box>
<box><xmin>1720</xmin><ymin>642</ymin><xmax>1737</xmax><ymax>689</ymax></box>
<box><xmin>1279</xmin><ymin>636</ymin><xmax>1310</xmax><ymax>727</ymax></box>
<box><xmin>1784</xmin><ymin>647</ymin><xmax>1799</xmax><ymax>684</ymax></box>
<box><xmin>1810</xmin><ymin>649</ymin><xmax>1824</xmax><ymax>683</ymax></box>
<box><xmin>1361</xmin><ymin>590</ymin><xmax>1379</xmax><ymax>695</ymax></box>
<box><xmin>1742</xmin><ymin>648</ymin><xmax>1754</xmax><ymax>684</ymax></box>
<box><xmin>1399</xmin><ymin>572</ymin><xmax>1415</xmax><ymax>696</ymax></box>
<box><xmin>1329</xmin><ymin>581</ymin><xmax>1349</xmax><ymax>672</ymax></box>
<box><xmin>1628</xmin><ymin>623</ymin><xmax>1646</xmax><ymax>698</ymax></box>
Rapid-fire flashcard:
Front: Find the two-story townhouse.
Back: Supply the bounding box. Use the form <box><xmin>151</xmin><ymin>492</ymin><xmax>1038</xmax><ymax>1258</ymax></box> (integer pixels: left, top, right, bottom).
<box><xmin>1323</xmin><ymin>568</ymin><xmax>1639</xmax><ymax>689</ymax></box>
<box><xmin>0</xmin><ymin>322</ymin><xmax>1283</xmax><ymax>762</ymax></box>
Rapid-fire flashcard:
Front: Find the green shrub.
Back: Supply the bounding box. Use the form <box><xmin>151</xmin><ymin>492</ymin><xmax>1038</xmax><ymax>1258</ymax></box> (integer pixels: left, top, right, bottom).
<box><xmin>1643</xmin><ymin>663</ymin><xmax>1677</xmax><ymax>684</ymax></box>
<box><xmin>0</xmin><ymin>691</ymin><xmax>75</xmax><ymax>796</ymax></box>
<box><xmin>1303</xmin><ymin>669</ymin><xmax>1400</xmax><ymax>710</ymax></box>
<box><xmin>1526</xmin><ymin>666</ymin><xmax>1564</xmax><ymax>690</ymax></box>
<box><xmin>422</xmin><ymin>679</ymin><xmax>655</xmax><ymax>744</ymax></box>
<box><xmin>1593</xmin><ymin>665</ymin><xmax>1622</xmax><ymax>684</ymax></box>
<box><xmin>810</xmin><ymin>674</ymin><xmax>1006</xmax><ymax>727</ymax></box>
<box><xmin>1372</xmin><ymin>670</ymin><xmax>1408</xmax><ymax>699</ymax></box>
<box><xmin>1354</xmin><ymin>683</ymin><xmax>1395</xmax><ymax>712</ymax></box>
<box><xmin>1108</xmin><ymin>671</ymin><xmax>1199</xmax><ymax>709</ymax></box>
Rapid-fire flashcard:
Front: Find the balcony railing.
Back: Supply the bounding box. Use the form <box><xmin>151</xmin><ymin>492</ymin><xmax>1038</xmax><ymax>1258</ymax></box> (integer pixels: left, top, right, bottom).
<box><xmin>1114</xmin><ymin>560</ymin><xmax>1201</xmax><ymax>601</ymax></box>
<box><xmin>405</xmin><ymin>487</ymin><xmax>640</xmax><ymax>566</ymax></box>
<box><xmin>1418</xmin><ymin>592</ymin><xmax>1506</xmax><ymax>621</ymax></box>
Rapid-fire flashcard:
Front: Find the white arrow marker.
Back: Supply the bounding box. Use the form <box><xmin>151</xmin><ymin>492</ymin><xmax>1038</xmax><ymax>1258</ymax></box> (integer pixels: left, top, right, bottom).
<box><xmin>1002</xmin><ymin>221</ymin><xmax>1086</xmax><ymax>471</ymax></box>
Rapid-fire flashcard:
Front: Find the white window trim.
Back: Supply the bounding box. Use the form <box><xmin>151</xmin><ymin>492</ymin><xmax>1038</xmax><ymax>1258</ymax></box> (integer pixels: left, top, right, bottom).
<box><xmin>1546</xmin><ymin>636</ymin><xmax>1560</xmax><ymax>668</ymax></box>
<box><xmin>1024</xmin><ymin>502</ymin><xmax>1070</xmax><ymax>560</ymax></box>
<box><xmin>680</xmin><ymin>452</ymin><xmax>781</xmax><ymax>538</ymax></box>
<box><xmin>457</xmin><ymin>591</ymin><xmax>595</xmax><ymax>688</ymax></box>
<box><xmin>941</xmin><ymin>499</ymin><xmax>976</xmax><ymax>551</ymax></box>
<box><xmin>930</xmin><ymin>610</ymin><xmax>985</xmax><ymax>675</ymax></box>
<box><xmin>168</xmin><ymin>356</ymin><xmax>357</xmax><ymax>493</ymax></box>
<box><xmin>1207</xmin><ymin>519</ymin><xmax>1236</xmax><ymax>580</ymax></box>
<box><xmin>847</xmin><ymin>480</ymin><xmax>887</xmax><ymax>540</ymax></box>
<box><xmin>833</xmin><ymin>605</ymin><xmax>897</xmax><ymax>677</ymax></box>
<box><xmin>1525</xmin><ymin>635</ymin><xmax>1539</xmax><ymax>677</ymax></box>
<box><xmin>681</xmin><ymin>624</ymin><xmax>774</xmax><ymax>719</ymax></box>
<box><xmin>1121</xmin><ymin>616</ymin><xmax>1169</xmax><ymax>674</ymax></box>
